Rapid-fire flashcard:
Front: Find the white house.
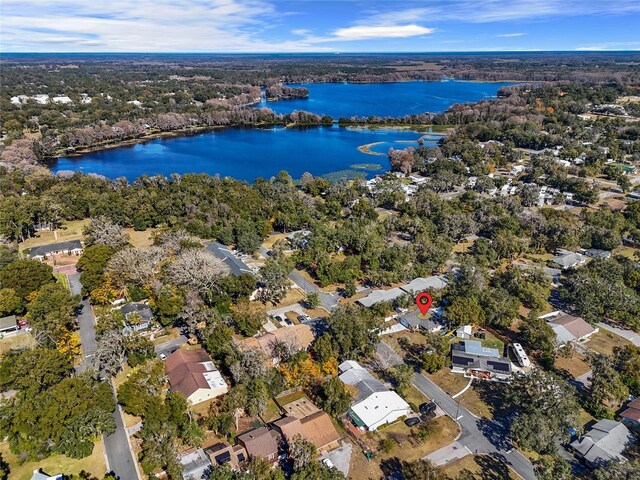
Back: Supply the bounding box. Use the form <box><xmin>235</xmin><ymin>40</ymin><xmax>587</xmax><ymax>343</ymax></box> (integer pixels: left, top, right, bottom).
<box><xmin>338</xmin><ymin>361</ymin><xmax>411</xmax><ymax>431</ymax></box>
<box><xmin>29</xmin><ymin>240</ymin><xmax>83</xmax><ymax>261</ymax></box>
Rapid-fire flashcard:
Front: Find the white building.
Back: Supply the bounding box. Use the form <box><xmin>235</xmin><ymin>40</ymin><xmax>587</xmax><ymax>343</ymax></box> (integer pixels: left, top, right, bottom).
<box><xmin>339</xmin><ymin>361</ymin><xmax>411</xmax><ymax>431</ymax></box>
<box><xmin>511</xmin><ymin>343</ymin><xmax>531</xmax><ymax>368</ymax></box>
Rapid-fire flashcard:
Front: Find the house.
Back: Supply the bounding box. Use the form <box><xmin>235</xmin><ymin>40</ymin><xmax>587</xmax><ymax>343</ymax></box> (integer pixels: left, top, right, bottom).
<box><xmin>272</xmin><ymin>411</ymin><xmax>341</xmax><ymax>453</ymax></box>
<box><xmin>237</xmin><ymin>427</ymin><xmax>280</xmax><ymax>463</ymax></box>
<box><xmin>620</xmin><ymin>398</ymin><xmax>640</xmax><ymax>432</ymax></box>
<box><xmin>552</xmin><ymin>250</ymin><xmax>586</xmax><ymax>270</ymax></box>
<box><xmin>179</xmin><ymin>447</ymin><xmax>212</xmax><ymax>480</ymax></box>
<box><xmin>29</xmin><ymin>240</ymin><xmax>83</xmax><ymax>261</ymax></box>
<box><xmin>570</xmin><ymin>419</ymin><xmax>635</xmax><ymax>468</ymax></box>
<box><xmin>165</xmin><ymin>349</ymin><xmax>228</xmax><ymax>405</ymax></box>
<box><xmin>456</xmin><ymin>325</ymin><xmax>473</xmax><ymax>339</ymax></box>
<box><xmin>338</xmin><ymin>361</ymin><xmax>411</xmax><ymax>431</ymax></box>
<box><xmin>540</xmin><ymin>311</ymin><xmax>599</xmax><ymax>345</ymax></box>
<box><xmin>237</xmin><ymin>324</ymin><xmax>314</xmax><ymax>363</ymax></box>
<box><xmin>398</xmin><ymin>310</ymin><xmax>442</xmax><ymax>333</ymax></box>
<box><xmin>31</xmin><ymin>471</ymin><xmax>63</xmax><ymax>480</ymax></box>
<box><xmin>357</xmin><ymin>287</ymin><xmax>405</xmax><ymax>308</ymax></box>
<box><xmin>207</xmin><ymin>242</ymin><xmax>254</xmax><ymax>276</ymax></box>
<box><xmin>400</xmin><ymin>276</ymin><xmax>448</xmax><ymax>294</ymax></box>
<box><xmin>583</xmin><ymin>249</ymin><xmax>612</xmax><ymax>260</ymax></box>
<box><xmin>451</xmin><ymin>340</ymin><xmax>512</xmax><ymax>382</ymax></box>
<box><xmin>205</xmin><ymin>442</ymin><xmax>248</xmax><ymax>470</ymax></box>
<box><xmin>120</xmin><ymin>302</ymin><xmax>153</xmax><ymax>331</ymax></box>
<box><xmin>0</xmin><ymin>315</ymin><xmax>18</xmax><ymax>333</ymax></box>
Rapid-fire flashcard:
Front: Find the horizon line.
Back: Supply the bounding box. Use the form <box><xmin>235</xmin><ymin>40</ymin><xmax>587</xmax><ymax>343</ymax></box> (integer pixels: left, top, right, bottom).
<box><xmin>2</xmin><ymin>50</ymin><xmax>640</xmax><ymax>55</ymax></box>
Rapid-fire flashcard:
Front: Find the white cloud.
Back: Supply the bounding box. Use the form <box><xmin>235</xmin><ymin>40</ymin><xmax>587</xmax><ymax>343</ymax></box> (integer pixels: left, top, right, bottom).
<box><xmin>330</xmin><ymin>24</ymin><xmax>434</xmax><ymax>41</ymax></box>
<box><xmin>575</xmin><ymin>41</ymin><xmax>640</xmax><ymax>51</ymax></box>
<box><xmin>496</xmin><ymin>33</ymin><xmax>525</xmax><ymax>37</ymax></box>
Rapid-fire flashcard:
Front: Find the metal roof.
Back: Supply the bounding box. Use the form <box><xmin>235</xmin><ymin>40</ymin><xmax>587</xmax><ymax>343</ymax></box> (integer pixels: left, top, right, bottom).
<box><xmin>207</xmin><ymin>242</ymin><xmax>254</xmax><ymax>277</ymax></box>
<box><xmin>464</xmin><ymin>340</ymin><xmax>500</xmax><ymax>358</ymax></box>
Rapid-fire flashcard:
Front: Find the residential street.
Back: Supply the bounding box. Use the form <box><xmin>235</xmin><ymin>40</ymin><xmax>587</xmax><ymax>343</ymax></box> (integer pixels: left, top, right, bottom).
<box><xmin>376</xmin><ymin>341</ymin><xmax>536</xmax><ymax>480</ymax></box>
<box><xmin>68</xmin><ymin>272</ymin><xmax>139</xmax><ymax>480</ymax></box>
<box><xmin>287</xmin><ymin>269</ymin><xmax>339</xmax><ymax>311</ymax></box>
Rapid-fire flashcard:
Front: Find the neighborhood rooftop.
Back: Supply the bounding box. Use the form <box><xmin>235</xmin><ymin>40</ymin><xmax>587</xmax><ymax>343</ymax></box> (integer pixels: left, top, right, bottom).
<box><xmin>29</xmin><ymin>240</ymin><xmax>83</xmax><ymax>258</ymax></box>
<box><xmin>206</xmin><ymin>242</ymin><xmax>254</xmax><ymax>276</ymax></box>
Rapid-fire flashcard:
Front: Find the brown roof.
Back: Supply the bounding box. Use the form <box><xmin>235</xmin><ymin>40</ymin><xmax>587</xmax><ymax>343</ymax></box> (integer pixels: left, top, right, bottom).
<box><xmin>238</xmin><ymin>324</ymin><xmax>315</xmax><ymax>359</ymax></box>
<box><xmin>300</xmin><ymin>411</ymin><xmax>341</xmax><ymax>450</ymax></box>
<box><xmin>165</xmin><ymin>348</ymin><xmax>214</xmax><ymax>398</ymax></box>
<box><xmin>551</xmin><ymin>315</ymin><xmax>597</xmax><ymax>340</ymax></box>
<box><xmin>621</xmin><ymin>407</ymin><xmax>640</xmax><ymax>422</ymax></box>
<box><xmin>237</xmin><ymin>427</ymin><xmax>280</xmax><ymax>460</ymax></box>
<box><xmin>273</xmin><ymin>416</ymin><xmax>305</xmax><ymax>444</ymax></box>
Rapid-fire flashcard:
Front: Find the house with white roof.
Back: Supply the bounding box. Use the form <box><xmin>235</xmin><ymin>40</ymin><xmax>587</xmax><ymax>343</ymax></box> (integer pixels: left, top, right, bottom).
<box><xmin>400</xmin><ymin>276</ymin><xmax>448</xmax><ymax>294</ymax></box>
<box><xmin>338</xmin><ymin>361</ymin><xmax>411</xmax><ymax>431</ymax></box>
<box><xmin>552</xmin><ymin>250</ymin><xmax>586</xmax><ymax>270</ymax></box>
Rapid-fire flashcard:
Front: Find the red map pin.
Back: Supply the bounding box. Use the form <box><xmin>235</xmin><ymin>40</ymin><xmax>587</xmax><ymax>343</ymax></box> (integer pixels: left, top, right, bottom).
<box><xmin>415</xmin><ymin>292</ymin><xmax>433</xmax><ymax>316</ymax></box>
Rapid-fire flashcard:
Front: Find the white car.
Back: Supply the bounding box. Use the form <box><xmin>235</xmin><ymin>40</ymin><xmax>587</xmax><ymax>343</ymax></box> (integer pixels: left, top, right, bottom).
<box><xmin>159</xmin><ymin>353</ymin><xmax>167</xmax><ymax>360</ymax></box>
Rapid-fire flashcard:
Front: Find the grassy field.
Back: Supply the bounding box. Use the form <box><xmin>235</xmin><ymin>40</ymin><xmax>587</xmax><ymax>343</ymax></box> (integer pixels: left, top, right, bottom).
<box><xmin>586</xmin><ymin>330</ymin><xmax>631</xmax><ymax>356</ymax></box>
<box><xmin>0</xmin><ymin>440</ymin><xmax>107</xmax><ymax>480</ymax></box>
<box><xmin>442</xmin><ymin>454</ymin><xmax>518</xmax><ymax>480</ymax></box>
<box><xmin>553</xmin><ymin>351</ymin><xmax>591</xmax><ymax>379</ymax></box>
<box><xmin>54</xmin><ymin>272</ymin><xmax>71</xmax><ymax>292</ymax></box>
<box><xmin>0</xmin><ymin>332</ymin><xmax>36</xmax><ymax>355</ymax></box>
<box><xmin>124</xmin><ymin>227</ymin><xmax>158</xmax><ymax>248</ymax></box>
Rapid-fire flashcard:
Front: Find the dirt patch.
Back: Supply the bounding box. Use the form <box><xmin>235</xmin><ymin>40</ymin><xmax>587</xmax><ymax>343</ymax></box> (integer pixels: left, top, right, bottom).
<box><xmin>585</xmin><ymin>330</ymin><xmax>631</xmax><ymax>356</ymax></box>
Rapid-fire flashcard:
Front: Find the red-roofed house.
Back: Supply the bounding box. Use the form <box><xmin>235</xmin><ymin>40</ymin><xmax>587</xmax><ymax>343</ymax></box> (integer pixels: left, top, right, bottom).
<box><xmin>620</xmin><ymin>398</ymin><xmax>640</xmax><ymax>432</ymax></box>
<box><xmin>165</xmin><ymin>348</ymin><xmax>228</xmax><ymax>405</ymax></box>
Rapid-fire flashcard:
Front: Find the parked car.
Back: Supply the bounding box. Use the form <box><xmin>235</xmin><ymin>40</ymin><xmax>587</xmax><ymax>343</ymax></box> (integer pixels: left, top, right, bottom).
<box><xmin>284</xmin><ymin>317</ymin><xmax>293</xmax><ymax>326</ymax></box>
<box><xmin>297</xmin><ymin>314</ymin><xmax>310</xmax><ymax>322</ymax></box>
<box><xmin>159</xmin><ymin>353</ymin><xmax>167</xmax><ymax>360</ymax></box>
<box><xmin>404</xmin><ymin>417</ymin><xmax>421</xmax><ymax>427</ymax></box>
<box><xmin>18</xmin><ymin>320</ymin><xmax>28</xmax><ymax>327</ymax></box>
<box><xmin>419</xmin><ymin>401</ymin><xmax>437</xmax><ymax>415</ymax></box>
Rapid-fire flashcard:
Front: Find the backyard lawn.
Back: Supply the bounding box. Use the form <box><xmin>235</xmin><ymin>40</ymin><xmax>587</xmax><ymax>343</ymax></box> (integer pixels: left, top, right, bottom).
<box><xmin>54</xmin><ymin>272</ymin><xmax>71</xmax><ymax>292</ymax></box>
<box><xmin>0</xmin><ymin>440</ymin><xmax>107</xmax><ymax>480</ymax></box>
<box><xmin>18</xmin><ymin>219</ymin><xmax>88</xmax><ymax>252</ymax></box>
<box><xmin>553</xmin><ymin>351</ymin><xmax>591</xmax><ymax>379</ymax></box>
<box><xmin>0</xmin><ymin>332</ymin><xmax>36</xmax><ymax>355</ymax></box>
<box><xmin>442</xmin><ymin>454</ymin><xmax>518</xmax><ymax>480</ymax></box>
<box><xmin>585</xmin><ymin>330</ymin><xmax>631</xmax><ymax>356</ymax></box>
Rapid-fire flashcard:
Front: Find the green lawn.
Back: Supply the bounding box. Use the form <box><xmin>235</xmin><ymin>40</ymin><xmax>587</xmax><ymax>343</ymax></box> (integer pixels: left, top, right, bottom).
<box><xmin>54</xmin><ymin>272</ymin><xmax>71</xmax><ymax>292</ymax></box>
<box><xmin>0</xmin><ymin>440</ymin><xmax>107</xmax><ymax>480</ymax></box>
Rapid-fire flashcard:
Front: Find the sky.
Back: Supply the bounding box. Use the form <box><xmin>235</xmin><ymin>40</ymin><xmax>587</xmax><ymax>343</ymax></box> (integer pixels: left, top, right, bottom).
<box><xmin>1</xmin><ymin>0</ymin><xmax>639</xmax><ymax>53</ymax></box>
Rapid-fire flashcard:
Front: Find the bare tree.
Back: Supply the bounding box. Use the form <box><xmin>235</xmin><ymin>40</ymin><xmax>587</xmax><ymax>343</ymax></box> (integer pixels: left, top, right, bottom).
<box><xmin>107</xmin><ymin>246</ymin><xmax>167</xmax><ymax>286</ymax></box>
<box><xmin>152</xmin><ymin>229</ymin><xmax>200</xmax><ymax>253</ymax></box>
<box><xmin>166</xmin><ymin>249</ymin><xmax>229</xmax><ymax>295</ymax></box>
<box><xmin>94</xmin><ymin>330</ymin><xmax>128</xmax><ymax>376</ymax></box>
<box><xmin>84</xmin><ymin>216</ymin><xmax>130</xmax><ymax>248</ymax></box>
<box><xmin>230</xmin><ymin>349</ymin><xmax>268</xmax><ymax>384</ymax></box>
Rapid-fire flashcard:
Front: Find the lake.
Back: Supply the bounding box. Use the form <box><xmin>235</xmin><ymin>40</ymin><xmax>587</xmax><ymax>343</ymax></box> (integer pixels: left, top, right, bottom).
<box><xmin>52</xmin><ymin>81</ymin><xmax>512</xmax><ymax>181</ymax></box>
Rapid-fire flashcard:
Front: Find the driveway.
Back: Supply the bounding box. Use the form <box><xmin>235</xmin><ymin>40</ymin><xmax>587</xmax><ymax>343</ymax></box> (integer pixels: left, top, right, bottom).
<box><xmin>425</xmin><ymin>441</ymin><xmax>471</xmax><ymax>466</ymax></box>
<box><xmin>287</xmin><ymin>270</ymin><xmax>339</xmax><ymax>312</ymax></box>
<box><xmin>597</xmin><ymin>322</ymin><xmax>640</xmax><ymax>347</ymax></box>
<box><xmin>69</xmin><ymin>273</ymin><xmax>97</xmax><ymax>372</ymax></box>
<box><xmin>154</xmin><ymin>335</ymin><xmax>188</xmax><ymax>358</ymax></box>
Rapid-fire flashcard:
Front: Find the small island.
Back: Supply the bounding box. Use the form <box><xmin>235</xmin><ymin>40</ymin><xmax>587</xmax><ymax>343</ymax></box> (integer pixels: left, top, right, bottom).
<box><xmin>265</xmin><ymin>84</ymin><xmax>309</xmax><ymax>101</ymax></box>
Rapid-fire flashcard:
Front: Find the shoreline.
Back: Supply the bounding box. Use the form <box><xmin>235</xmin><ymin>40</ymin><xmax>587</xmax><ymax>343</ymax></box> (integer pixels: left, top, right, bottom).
<box><xmin>357</xmin><ymin>142</ymin><xmax>387</xmax><ymax>157</ymax></box>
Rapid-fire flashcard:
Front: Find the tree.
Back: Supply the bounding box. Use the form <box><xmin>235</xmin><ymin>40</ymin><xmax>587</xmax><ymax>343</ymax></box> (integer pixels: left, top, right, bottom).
<box><xmin>289</xmin><ymin>435</ymin><xmax>316</xmax><ymax>471</ymax></box>
<box><xmin>83</xmin><ymin>216</ymin><xmax>130</xmax><ymax>248</ymax></box>
<box><xmin>0</xmin><ymin>259</ymin><xmax>54</xmax><ymax>299</ymax></box>
<box><xmin>0</xmin><ymin>453</ymin><xmax>8</xmax><ymax>480</ymax></box>
<box><xmin>445</xmin><ymin>297</ymin><xmax>485</xmax><ymax>328</ymax></box>
<box><xmin>118</xmin><ymin>360</ymin><xmax>167</xmax><ymax>416</ymax></box>
<box><xmin>593</xmin><ymin>459</ymin><xmax>640</xmax><ymax>480</ymax></box>
<box><xmin>232</xmin><ymin>300</ymin><xmax>266</xmax><ymax>337</ymax></box>
<box><xmin>305</xmin><ymin>292</ymin><xmax>320</xmax><ymax>309</ymax></box>
<box><xmin>94</xmin><ymin>330</ymin><xmax>128</xmax><ymax>376</ymax></box>
<box><xmin>166</xmin><ymin>248</ymin><xmax>229</xmax><ymax>296</ymax></box>
<box><xmin>519</xmin><ymin>312</ymin><xmax>556</xmax><ymax>361</ymax></box>
<box><xmin>532</xmin><ymin>454</ymin><xmax>572</xmax><ymax>480</ymax></box>
<box><xmin>388</xmin><ymin>364</ymin><xmax>414</xmax><ymax>394</ymax></box>
<box><xmin>106</xmin><ymin>247</ymin><xmax>167</xmax><ymax>287</ymax></box>
<box><xmin>0</xmin><ymin>288</ymin><xmax>23</xmax><ymax>316</ymax></box>
<box><xmin>0</xmin><ymin>347</ymin><xmax>72</xmax><ymax>395</ymax></box>
<box><xmin>325</xmin><ymin>305</ymin><xmax>382</xmax><ymax>360</ymax></box>
<box><xmin>316</xmin><ymin>377</ymin><xmax>354</xmax><ymax>416</ymax></box>
<box><xmin>256</xmin><ymin>252</ymin><xmax>292</xmax><ymax>305</ymax></box>
<box><xmin>505</xmin><ymin>370</ymin><xmax>580</xmax><ymax>453</ymax></box>
<box><xmin>26</xmin><ymin>282</ymin><xmax>78</xmax><ymax>346</ymax></box>
<box><xmin>399</xmin><ymin>459</ymin><xmax>446</xmax><ymax>480</ymax></box>
<box><xmin>588</xmin><ymin>352</ymin><xmax>629</xmax><ymax>411</ymax></box>
<box><xmin>76</xmin><ymin>244</ymin><xmax>115</xmax><ymax>296</ymax></box>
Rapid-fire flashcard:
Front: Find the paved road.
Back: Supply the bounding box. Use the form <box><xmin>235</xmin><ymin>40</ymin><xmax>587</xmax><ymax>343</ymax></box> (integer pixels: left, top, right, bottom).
<box><xmin>288</xmin><ymin>269</ymin><xmax>339</xmax><ymax>311</ymax></box>
<box><xmin>104</xmin><ymin>382</ymin><xmax>141</xmax><ymax>480</ymax></box>
<box><xmin>69</xmin><ymin>272</ymin><xmax>139</xmax><ymax>480</ymax></box>
<box><xmin>375</xmin><ymin>342</ymin><xmax>535</xmax><ymax>480</ymax></box>
<box><xmin>597</xmin><ymin>322</ymin><xmax>640</xmax><ymax>347</ymax></box>
<box><xmin>69</xmin><ymin>273</ymin><xmax>97</xmax><ymax>372</ymax></box>
<box><xmin>412</xmin><ymin>374</ymin><xmax>536</xmax><ymax>480</ymax></box>
<box><xmin>154</xmin><ymin>335</ymin><xmax>188</xmax><ymax>358</ymax></box>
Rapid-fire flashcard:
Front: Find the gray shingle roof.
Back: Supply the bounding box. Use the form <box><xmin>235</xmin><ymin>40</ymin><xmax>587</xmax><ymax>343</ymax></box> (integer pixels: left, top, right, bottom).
<box><xmin>338</xmin><ymin>362</ymin><xmax>388</xmax><ymax>403</ymax></box>
<box><xmin>570</xmin><ymin>419</ymin><xmax>634</xmax><ymax>467</ymax></box>
<box><xmin>206</xmin><ymin>242</ymin><xmax>254</xmax><ymax>277</ymax></box>
<box><xmin>30</xmin><ymin>240</ymin><xmax>82</xmax><ymax>257</ymax></box>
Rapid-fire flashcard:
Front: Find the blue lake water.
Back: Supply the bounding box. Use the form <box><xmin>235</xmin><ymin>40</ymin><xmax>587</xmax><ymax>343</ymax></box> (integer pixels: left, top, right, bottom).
<box><xmin>260</xmin><ymin>80</ymin><xmax>513</xmax><ymax>118</ymax></box>
<box><xmin>52</xmin><ymin>81</ymin><xmax>512</xmax><ymax>181</ymax></box>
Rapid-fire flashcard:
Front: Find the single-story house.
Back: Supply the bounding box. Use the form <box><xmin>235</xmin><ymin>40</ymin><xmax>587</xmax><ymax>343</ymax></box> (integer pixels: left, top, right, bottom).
<box><xmin>451</xmin><ymin>340</ymin><xmax>512</xmax><ymax>382</ymax></box>
<box><xmin>0</xmin><ymin>315</ymin><xmax>18</xmax><ymax>333</ymax></box>
<box><xmin>237</xmin><ymin>427</ymin><xmax>280</xmax><ymax>463</ymax></box>
<box><xmin>540</xmin><ymin>311</ymin><xmax>599</xmax><ymax>345</ymax></box>
<box><xmin>552</xmin><ymin>250</ymin><xmax>586</xmax><ymax>270</ymax></box>
<box><xmin>570</xmin><ymin>419</ymin><xmax>635</xmax><ymax>468</ymax></box>
<box><xmin>400</xmin><ymin>276</ymin><xmax>448</xmax><ymax>294</ymax></box>
<box><xmin>620</xmin><ymin>398</ymin><xmax>640</xmax><ymax>432</ymax></box>
<box><xmin>31</xmin><ymin>471</ymin><xmax>63</xmax><ymax>480</ymax></box>
<box><xmin>120</xmin><ymin>302</ymin><xmax>153</xmax><ymax>331</ymax></box>
<box><xmin>273</xmin><ymin>410</ymin><xmax>341</xmax><ymax>453</ymax></box>
<box><xmin>205</xmin><ymin>442</ymin><xmax>248</xmax><ymax>470</ymax></box>
<box><xmin>179</xmin><ymin>447</ymin><xmax>211</xmax><ymax>480</ymax></box>
<box><xmin>583</xmin><ymin>249</ymin><xmax>612</xmax><ymax>260</ymax></box>
<box><xmin>338</xmin><ymin>361</ymin><xmax>411</xmax><ymax>431</ymax></box>
<box><xmin>237</xmin><ymin>323</ymin><xmax>314</xmax><ymax>364</ymax></box>
<box><xmin>30</xmin><ymin>240</ymin><xmax>83</xmax><ymax>261</ymax></box>
<box><xmin>357</xmin><ymin>287</ymin><xmax>406</xmax><ymax>308</ymax></box>
<box><xmin>207</xmin><ymin>242</ymin><xmax>254</xmax><ymax>276</ymax></box>
<box><xmin>398</xmin><ymin>311</ymin><xmax>442</xmax><ymax>333</ymax></box>
<box><xmin>165</xmin><ymin>349</ymin><xmax>228</xmax><ymax>405</ymax></box>
<box><xmin>456</xmin><ymin>325</ymin><xmax>473</xmax><ymax>339</ymax></box>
